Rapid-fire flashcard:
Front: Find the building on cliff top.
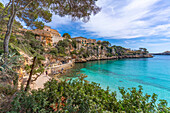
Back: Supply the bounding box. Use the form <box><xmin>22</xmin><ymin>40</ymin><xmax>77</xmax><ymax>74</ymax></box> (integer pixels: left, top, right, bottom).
<box><xmin>31</xmin><ymin>26</ymin><xmax>65</xmax><ymax>46</ymax></box>
<box><xmin>88</xmin><ymin>39</ymin><xmax>96</xmax><ymax>44</ymax></box>
<box><xmin>72</xmin><ymin>37</ymin><xmax>96</xmax><ymax>50</ymax></box>
<box><xmin>73</xmin><ymin>37</ymin><xmax>96</xmax><ymax>44</ymax></box>
<box><xmin>73</xmin><ymin>37</ymin><xmax>88</xmax><ymax>44</ymax></box>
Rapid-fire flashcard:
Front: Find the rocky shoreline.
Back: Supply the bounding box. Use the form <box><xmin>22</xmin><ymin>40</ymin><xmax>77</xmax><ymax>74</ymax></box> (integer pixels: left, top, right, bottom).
<box><xmin>24</xmin><ymin>54</ymin><xmax>152</xmax><ymax>89</ymax></box>
<box><xmin>39</xmin><ymin>54</ymin><xmax>153</xmax><ymax>78</ymax></box>
<box><xmin>75</xmin><ymin>54</ymin><xmax>153</xmax><ymax>63</ymax></box>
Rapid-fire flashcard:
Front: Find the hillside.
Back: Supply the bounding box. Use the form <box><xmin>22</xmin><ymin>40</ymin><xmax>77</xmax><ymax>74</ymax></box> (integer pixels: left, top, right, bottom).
<box><xmin>0</xmin><ymin>25</ymin><xmax>153</xmax><ymax>78</ymax></box>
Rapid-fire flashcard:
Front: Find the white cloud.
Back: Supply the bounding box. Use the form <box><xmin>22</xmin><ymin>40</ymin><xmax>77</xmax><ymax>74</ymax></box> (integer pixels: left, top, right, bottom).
<box><xmin>2</xmin><ymin>0</ymin><xmax>169</xmax><ymax>43</ymax></box>
<box><xmin>160</xmin><ymin>38</ymin><xmax>170</xmax><ymax>41</ymax></box>
<box><xmin>81</xmin><ymin>0</ymin><xmax>170</xmax><ymax>39</ymax></box>
<box><xmin>121</xmin><ymin>40</ymin><xmax>170</xmax><ymax>53</ymax></box>
<box><xmin>0</xmin><ymin>0</ymin><xmax>9</xmax><ymax>4</ymax></box>
<box><xmin>46</xmin><ymin>15</ymin><xmax>72</xmax><ymax>28</ymax></box>
<box><xmin>124</xmin><ymin>41</ymin><xmax>129</xmax><ymax>44</ymax></box>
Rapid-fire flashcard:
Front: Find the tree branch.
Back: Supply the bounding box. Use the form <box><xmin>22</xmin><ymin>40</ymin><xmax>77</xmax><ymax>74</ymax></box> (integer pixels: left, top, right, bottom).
<box><xmin>25</xmin><ymin>56</ymin><xmax>37</xmax><ymax>92</ymax></box>
<box><xmin>17</xmin><ymin>0</ymin><xmax>34</xmax><ymax>12</ymax></box>
<box><xmin>0</xmin><ymin>6</ymin><xmax>12</xmax><ymax>20</ymax></box>
<box><xmin>0</xmin><ymin>0</ymin><xmax>12</xmax><ymax>19</ymax></box>
<box><xmin>12</xmin><ymin>0</ymin><xmax>14</xmax><ymax>14</ymax></box>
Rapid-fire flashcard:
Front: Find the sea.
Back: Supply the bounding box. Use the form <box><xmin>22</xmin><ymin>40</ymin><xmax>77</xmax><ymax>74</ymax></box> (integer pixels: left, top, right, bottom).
<box><xmin>61</xmin><ymin>55</ymin><xmax>170</xmax><ymax>106</ymax></box>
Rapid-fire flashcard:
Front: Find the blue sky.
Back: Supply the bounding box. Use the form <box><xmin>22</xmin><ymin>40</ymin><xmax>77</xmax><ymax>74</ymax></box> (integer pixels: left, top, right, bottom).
<box><xmin>1</xmin><ymin>0</ymin><xmax>170</xmax><ymax>53</ymax></box>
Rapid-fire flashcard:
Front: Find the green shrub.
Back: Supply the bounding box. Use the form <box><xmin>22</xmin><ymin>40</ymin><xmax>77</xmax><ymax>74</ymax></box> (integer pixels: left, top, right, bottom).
<box><xmin>0</xmin><ymin>49</ymin><xmax>3</xmax><ymax>55</ymax></box>
<box><xmin>7</xmin><ymin>75</ymin><xmax>170</xmax><ymax>113</ymax></box>
<box><xmin>93</xmin><ymin>46</ymin><xmax>97</xmax><ymax>50</ymax></box>
<box><xmin>83</xmin><ymin>51</ymin><xmax>90</xmax><ymax>58</ymax></box>
<box><xmin>0</xmin><ymin>40</ymin><xmax>3</xmax><ymax>55</ymax></box>
<box><xmin>78</xmin><ymin>48</ymin><xmax>85</xmax><ymax>54</ymax></box>
<box><xmin>57</xmin><ymin>46</ymin><xmax>65</xmax><ymax>54</ymax></box>
<box><xmin>101</xmin><ymin>46</ymin><xmax>103</xmax><ymax>50</ymax></box>
<box><xmin>106</xmin><ymin>53</ymin><xmax>113</xmax><ymax>57</ymax></box>
<box><xmin>8</xmin><ymin>31</ymin><xmax>45</xmax><ymax>56</ymax></box>
<box><xmin>63</xmin><ymin>33</ymin><xmax>71</xmax><ymax>39</ymax></box>
<box><xmin>9</xmin><ymin>34</ymin><xmax>17</xmax><ymax>44</ymax></box>
<box><xmin>97</xmin><ymin>41</ymin><xmax>101</xmax><ymax>45</ymax></box>
<box><xmin>71</xmin><ymin>50</ymin><xmax>77</xmax><ymax>55</ymax></box>
<box><xmin>0</xmin><ymin>53</ymin><xmax>23</xmax><ymax>86</ymax></box>
<box><xmin>58</xmin><ymin>53</ymin><xmax>66</xmax><ymax>57</ymax></box>
<box><xmin>49</xmin><ymin>48</ymin><xmax>58</xmax><ymax>56</ymax></box>
<box><xmin>48</xmin><ymin>43</ymin><xmax>52</xmax><ymax>46</ymax></box>
<box><xmin>57</xmin><ymin>39</ymin><xmax>70</xmax><ymax>47</ymax></box>
<box><xmin>79</xmin><ymin>55</ymin><xmax>82</xmax><ymax>58</ymax></box>
<box><xmin>0</xmin><ymin>84</ymin><xmax>17</xmax><ymax>95</ymax></box>
<box><xmin>82</xmin><ymin>53</ymin><xmax>88</xmax><ymax>58</ymax></box>
<box><xmin>71</xmin><ymin>39</ymin><xmax>77</xmax><ymax>48</ymax></box>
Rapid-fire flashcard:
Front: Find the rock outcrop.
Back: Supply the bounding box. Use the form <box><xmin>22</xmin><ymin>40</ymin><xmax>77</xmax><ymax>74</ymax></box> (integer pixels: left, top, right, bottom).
<box><xmin>75</xmin><ymin>54</ymin><xmax>153</xmax><ymax>63</ymax></box>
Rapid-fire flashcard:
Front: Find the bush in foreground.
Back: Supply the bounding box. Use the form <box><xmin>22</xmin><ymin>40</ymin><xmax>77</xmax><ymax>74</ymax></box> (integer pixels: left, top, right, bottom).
<box><xmin>2</xmin><ymin>75</ymin><xmax>170</xmax><ymax>113</ymax></box>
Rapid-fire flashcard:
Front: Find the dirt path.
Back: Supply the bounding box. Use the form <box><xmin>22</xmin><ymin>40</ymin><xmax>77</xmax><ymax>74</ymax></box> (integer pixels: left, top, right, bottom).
<box><xmin>31</xmin><ymin>74</ymin><xmax>51</xmax><ymax>90</ymax></box>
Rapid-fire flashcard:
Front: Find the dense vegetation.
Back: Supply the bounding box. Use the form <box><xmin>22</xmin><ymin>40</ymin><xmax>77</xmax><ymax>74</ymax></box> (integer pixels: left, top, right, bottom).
<box><xmin>0</xmin><ymin>24</ymin><xmax>164</xmax><ymax>112</ymax></box>
<box><xmin>63</xmin><ymin>33</ymin><xmax>71</xmax><ymax>39</ymax></box>
<box><xmin>0</xmin><ymin>30</ymin><xmax>46</xmax><ymax>92</ymax></box>
<box><xmin>0</xmin><ymin>1</ymin><xmax>165</xmax><ymax>112</ymax></box>
<box><xmin>0</xmin><ymin>75</ymin><xmax>169</xmax><ymax>112</ymax></box>
<box><xmin>48</xmin><ymin>38</ymin><xmax>77</xmax><ymax>56</ymax></box>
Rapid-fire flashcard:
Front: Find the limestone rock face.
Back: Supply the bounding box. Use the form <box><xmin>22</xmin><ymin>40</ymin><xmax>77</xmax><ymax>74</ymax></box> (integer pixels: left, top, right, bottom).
<box><xmin>72</xmin><ymin>54</ymin><xmax>77</xmax><ymax>59</ymax></box>
<box><xmin>75</xmin><ymin>58</ymin><xmax>87</xmax><ymax>63</ymax></box>
<box><xmin>81</xmin><ymin>58</ymin><xmax>87</xmax><ymax>62</ymax></box>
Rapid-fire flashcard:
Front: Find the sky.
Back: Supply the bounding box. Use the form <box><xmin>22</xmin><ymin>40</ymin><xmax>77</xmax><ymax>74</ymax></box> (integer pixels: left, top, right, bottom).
<box><xmin>1</xmin><ymin>0</ymin><xmax>170</xmax><ymax>53</ymax></box>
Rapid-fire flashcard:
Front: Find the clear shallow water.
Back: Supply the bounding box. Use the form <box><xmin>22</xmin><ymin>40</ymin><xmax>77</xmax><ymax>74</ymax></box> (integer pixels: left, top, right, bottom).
<box><xmin>62</xmin><ymin>55</ymin><xmax>170</xmax><ymax>106</ymax></box>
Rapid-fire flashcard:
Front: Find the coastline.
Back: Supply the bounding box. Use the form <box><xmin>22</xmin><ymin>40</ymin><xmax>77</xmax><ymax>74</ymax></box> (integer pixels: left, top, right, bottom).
<box><xmin>26</xmin><ymin>54</ymin><xmax>153</xmax><ymax>90</ymax></box>
<box><xmin>75</xmin><ymin>54</ymin><xmax>153</xmax><ymax>63</ymax></box>
<box><xmin>56</xmin><ymin>54</ymin><xmax>153</xmax><ymax>78</ymax></box>
<box><xmin>29</xmin><ymin>55</ymin><xmax>169</xmax><ymax>107</ymax></box>
<box><xmin>71</xmin><ymin>55</ymin><xmax>170</xmax><ymax>106</ymax></box>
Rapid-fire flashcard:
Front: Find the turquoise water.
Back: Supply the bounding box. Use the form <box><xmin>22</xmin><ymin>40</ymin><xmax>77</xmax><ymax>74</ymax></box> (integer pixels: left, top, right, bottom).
<box><xmin>63</xmin><ymin>55</ymin><xmax>170</xmax><ymax>106</ymax></box>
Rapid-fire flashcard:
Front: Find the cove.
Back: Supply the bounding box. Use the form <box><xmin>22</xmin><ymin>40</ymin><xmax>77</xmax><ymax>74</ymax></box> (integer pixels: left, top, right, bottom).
<box><xmin>61</xmin><ymin>55</ymin><xmax>170</xmax><ymax>106</ymax></box>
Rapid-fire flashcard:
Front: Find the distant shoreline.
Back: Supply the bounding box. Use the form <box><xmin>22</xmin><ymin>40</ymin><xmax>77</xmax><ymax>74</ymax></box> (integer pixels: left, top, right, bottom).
<box><xmin>56</xmin><ymin>54</ymin><xmax>153</xmax><ymax>78</ymax></box>
<box><xmin>151</xmin><ymin>51</ymin><xmax>170</xmax><ymax>55</ymax></box>
<box><xmin>75</xmin><ymin>54</ymin><xmax>153</xmax><ymax>63</ymax></box>
<box><xmin>152</xmin><ymin>54</ymin><xmax>170</xmax><ymax>55</ymax></box>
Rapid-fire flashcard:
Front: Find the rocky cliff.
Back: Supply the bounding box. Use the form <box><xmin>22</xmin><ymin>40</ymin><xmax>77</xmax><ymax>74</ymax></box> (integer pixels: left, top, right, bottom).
<box><xmin>75</xmin><ymin>54</ymin><xmax>153</xmax><ymax>63</ymax></box>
